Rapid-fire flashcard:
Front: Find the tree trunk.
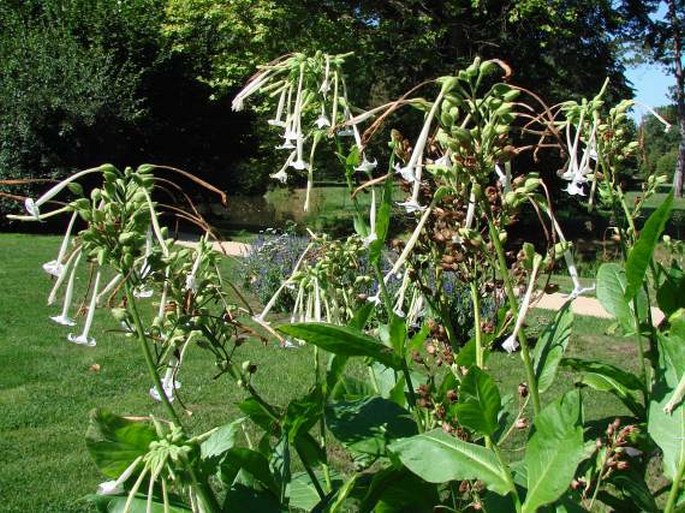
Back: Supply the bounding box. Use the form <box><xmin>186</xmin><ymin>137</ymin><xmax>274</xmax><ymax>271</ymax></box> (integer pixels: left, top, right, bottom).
<box><xmin>669</xmin><ymin>0</ymin><xmax>685</xmax><ymax>197</ymax></box>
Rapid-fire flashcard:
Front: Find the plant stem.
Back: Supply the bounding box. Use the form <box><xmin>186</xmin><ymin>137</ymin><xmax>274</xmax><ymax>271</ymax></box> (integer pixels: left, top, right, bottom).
<box><xmin>665</xmin><ymin>453</ymin><xmax>685</xmax><ymax>513</ymax></box>
<box><xmin>488</xmin><ymin>436</ymin><xmax>522</xmax><ymax>513</ymax></box>
<box><xmin>125</xmin><ymin>283</ymin><xmax>182</xmax><ymax>427</ymax></box>
<box><xmin>470</xmin><ymin>281</ymin><xmax>484</xmax><ymax>368</ymax></box>
<box><xmin>485</xmin><ymin>212</ymin><xmax>541</xmax><ymax>415</ymax></box>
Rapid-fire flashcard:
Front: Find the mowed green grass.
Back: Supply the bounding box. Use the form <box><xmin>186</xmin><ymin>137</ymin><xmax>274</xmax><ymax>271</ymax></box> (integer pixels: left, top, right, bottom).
<box><xmin>0</xmin><ymin>233</ymin><xmax>641</xmax><ymax>512</ymax></box>
<box><xmin>0</xmin><ymin>234</ymin><xmax>317</xmax><ymax>512</ymax></box>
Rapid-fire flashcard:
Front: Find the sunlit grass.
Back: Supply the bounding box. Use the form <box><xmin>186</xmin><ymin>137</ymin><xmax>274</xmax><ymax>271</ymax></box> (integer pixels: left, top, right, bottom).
<box><xmin>0</xmin><ymin>233</ymin><xmax>647</xmax><ymax>512</ymax></box>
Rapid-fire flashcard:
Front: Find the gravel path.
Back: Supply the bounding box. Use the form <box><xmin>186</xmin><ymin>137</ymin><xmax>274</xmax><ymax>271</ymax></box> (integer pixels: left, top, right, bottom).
<box><xmin>535</xmin><ymin>291</ymin><xmax>664</xmax><ymax>324</ymax></box>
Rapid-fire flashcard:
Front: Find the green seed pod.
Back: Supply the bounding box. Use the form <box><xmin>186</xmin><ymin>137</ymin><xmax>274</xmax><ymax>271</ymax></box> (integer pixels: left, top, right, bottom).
<box><xmin>118</xmin><ymin>232</ymin><xmax>137</xmax><ymax>245</ymax></box>
<box><xmin>502</xmin><ymin>89</ymin><xmax>520</xmax><ymax>102</ymax></box>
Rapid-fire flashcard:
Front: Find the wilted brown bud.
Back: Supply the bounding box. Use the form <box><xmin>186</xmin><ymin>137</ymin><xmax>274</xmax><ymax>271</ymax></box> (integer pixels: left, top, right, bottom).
<box><xmin>518</xmin><ymin>382</ymin><xmax>529</xmax><ymax>399</ymax></box>
<box><xmin>446</xmin><ymin>389</ymin><xmax>458</xmax><ymax>402</ymax></box>
<box><xmin>515</xmin><ymin>418</ymin><xmax>528</xmax><ymax>429</ymax></box>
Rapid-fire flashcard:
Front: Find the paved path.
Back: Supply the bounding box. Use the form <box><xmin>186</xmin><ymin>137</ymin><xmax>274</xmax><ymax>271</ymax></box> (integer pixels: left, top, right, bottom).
<box><xmin>175</xmin><ymin>239</ymin><xmax>251</xmax><ymax>257</ymax></box>
<box><xmin>535</xmin><ymin>291</ymin><xmax>665</xmax><ymax>324</ymax></box>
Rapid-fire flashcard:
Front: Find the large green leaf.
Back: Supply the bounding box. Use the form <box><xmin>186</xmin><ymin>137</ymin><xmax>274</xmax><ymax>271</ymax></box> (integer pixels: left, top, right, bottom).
<box><xmin>454</xmin><ymin>367</ymin><xmax>502</xmax><ymax>437</ymax></box>
<box><xmin>201</xmin><ymin>418</ymin><xmax>244</xmax><ymax>461</ymax></box>
<box><xmin>649</xmin><ymin>326</ymin><xmax>685</xmax><ymax>480</ymax></box>
<box><xmin>89</xmin><ymin>494</ymin><xmax>191</xmax><ymax>513</ymax></box>
<box><xmin>657</xmin><ymin>264</ymin><xmax>685</xmax><ymax>317</ymax></box>
<box><xmin>533</xmin><ymin>303</ymin><xmax>573</xmax><ymax>393</ymax></box>
<box><xmin>278</xmin><ymin>322</ymin><xmax>402</xmax><ymax>369</ymax></box>
<box><xmin>359</xmin><ymin>467</ymin><xmax>439</xmax><ymax>513</ymax></box>
<box><xmin>625</xmin><ymin>191</ymin><xmax>673</xmax><ymax>300</ymax></box>
<box><xmin>85</xmin><ymin>409</ymin><xmax>157</xmax><ymax>478</ymax></box>
<box><xmin>369</xmin><ymin>174</ymin><xmax>394</xmax><ymax>265</ymax></box>
<box><xmin>220</xmin><ymin>448</ymin><xmax>280</xmax><ymax>497</ymax></box>
<box><xmin>327</xmin><ymin>397</ymin><xmax>417</xmax><ymax>459</ymax></box>
<box><xmin>287</xmin><ymin>470</ymin><xmax>342</xmax><ymax>512</ymax></box>
<box><xmin>388</xmin><ymin>429</ymin><xmax>514</xmax><ymax>496</ymax></box>
<box><xmin>561</xmin><ymin>358</ymin><xmax>645</xmax><ymax>417</ymax></box>
<box><xmin>596</xmin><ymin>263</ymin><xmax>634</xmax><ymax>333</ymax></box>
<box><xmin>522</xmin><ymin>390</ymin><xmax>585</xmax><ymax>513</ymax></box>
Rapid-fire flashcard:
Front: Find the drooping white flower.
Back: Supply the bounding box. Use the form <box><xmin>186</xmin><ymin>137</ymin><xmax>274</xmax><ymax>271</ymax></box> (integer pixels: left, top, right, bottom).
<box><xmin>395</xmin><ymin>163</ymin><xmax>416</xmax><ymax>183</ymax></box>
<box><xmin>267</xmin><ymin>85</ymin><xmax>289</xmax><ymax>127</ymax></box>
<box><xmin>397</xmin><ymin>198</ymin><xmax>427</xmax><ymax>214</ymax></box>
<box><xmin>149</xmin><ymin>355</ymin><xmax>181</xmax><ymax>403</ymax></box>
<box><xmin>270</xmin><ymin>168</ymin><xmax>289</xmax><ymax>183</ymax></box>
<box><xmin>355</xmin><ymin>155</ymin><xmax>378</xmax><ymax>174</ymax></box>
<box><xmin>367</xmin><ymin>290</ymin><xmax>382</xmax><ymax>306</ymax></box>
<box><xmin>564</xmin><ymin>179</ymin><xmax>586</xmax><ymax>197</ymax></box>
<box><xmin>50</xmin><ymin>251</ymin><xmax>83</xmax><ymax>326</ymax></box>
<box><xmin>43</xmin><ymin>211</ymin><xmax>79</xmax><ymax>277</ymax></box>
<box><xmin>501</xmin><ymin>334</ymin><xmax>519</xmax><ymax>354</ymax></box>
<box><xmin>67</xmin><ymin>268</ymin><xmax>101</xmax><ymax>346</ymax></box>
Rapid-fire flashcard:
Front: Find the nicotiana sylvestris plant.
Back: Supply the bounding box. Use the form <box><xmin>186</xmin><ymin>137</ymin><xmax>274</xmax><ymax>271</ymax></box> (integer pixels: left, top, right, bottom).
<box><xmin>9</xmin><ymin>53</ymin><xmax>685</xmax><ymax>513</ymax></box>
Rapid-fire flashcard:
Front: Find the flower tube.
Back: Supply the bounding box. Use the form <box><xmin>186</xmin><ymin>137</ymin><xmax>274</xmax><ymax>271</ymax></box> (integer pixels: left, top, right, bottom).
<box><xmin>68</xmin><ymin>268</ymin><xmax>102</xmax><ymax>346</ymax></box>
<box><xmin>149</xmin><ymin>355</ymin><xmax>181</xmax><ymax>403</ymax></box>
<box><xmin>501</xmin><ymin>256</ymin><xmax>542</xmax><ymax>353</ymax></box>
<box><xmin>47</xmin><ymin>246</ymin><xmax>82</xmax><ymax>306</ymax></box>
<box><xmin>50</xmin><ymin>251</ymin><xmax>83</xmax><ymax>326</ymax></box>
<box><xmin>21</xmin><ymin>166</ymin><xmax>107</xmax><ymax>221</ymax></box>
<box><xmin>43</xmin><ymin>211</ymin><xmax>78</xmax><ymax>277</ymax></box>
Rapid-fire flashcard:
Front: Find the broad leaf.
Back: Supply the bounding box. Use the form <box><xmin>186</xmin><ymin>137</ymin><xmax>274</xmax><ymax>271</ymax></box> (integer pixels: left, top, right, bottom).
<box><xmin>388</xmin><ymin>429</ymin><xmax>514</xmax><ymax>496</ymax></box>
<box><xmin>223</xmin><ymin>483</ymin><xmax>281</xmax><ymax>513</ymax></box>
<box><xmin>369</xmin><ymin>175</ymin><xmax>394</xmax><ymax>265</ymax></box>
<box><xmin>278</xmin><ymin>322</ymin><xmax>402</xmax><ymax>369</ymax></box>
<box><xmin>596</xmin><ymin>263</ymin><xmax>634</xmax><ymax>333</ymax></box>
<box><xmin>220</xmin><ymin>448</ymin><xmax>280</xmax><ymax>496</ymax></box>
<box><xmin>454</xmin><ymin>367</ymin><xmax>502</xmax><ymax>437</ymax></box>
<box><xmin>625</xmin><ymin>191</ymin><xmax>673</xmax><ymax>300</ymax></box>
<box><xmin>327</xmin><ymin>397</ymin><xmax>417</xmax><ymax>459</ymax></box>
<box><xmin>533</xmin><ymin>302</ymin><xmax>573</xmax><ymax>393</ymax></box>
<box><xmin>657</xmin><ymin>264</ymin><xmax>685</xmax><ymax>317</ymax></box>
<box><xmin>89</xmin><ymin>494</ymin><xmax>190</xmax><ymax>513</ymax></box>
<box><xmin>201</xmin><ymin>418</ymin><xmax>244</xmax><ymax>461</ymax></box>
<box><xmin>85</xmin><ymin>409</ymin><xmax>156</xmax><ymax>478</ymax></box>
<box><xmin>238</xmin><ymin>397</ymin><xmax>279</xmax><ymax>432</ymax></box>
<box><xmin>287</xmin><ymin>470</ymin><xmax>342</xmax><ymax>512</ymax></box>
<box><xmin>561</xmin><ymin>358</ymin><xmax>645</xmax><ymax>417</ymax></box>
<box><xmin>359</xmin><ymin>467</ymin><xmax>439</xmax><ymax>513</ymax></box>
<box><xmin>522</xmin><ymin>390</ymin><xmax>585</xmax><ymax>513</ymax></box>
<box><xmin>649</xmin><ymin>326</ymin><xmax>685</xmax><ymax>480</ymax></box>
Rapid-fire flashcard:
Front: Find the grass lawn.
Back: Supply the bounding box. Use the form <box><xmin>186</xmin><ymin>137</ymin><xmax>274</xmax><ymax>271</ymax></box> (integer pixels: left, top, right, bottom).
<box><xmin>0</xmin><ymin>233</ymin><xmax>643</xmax><ymax>512</ymax></box>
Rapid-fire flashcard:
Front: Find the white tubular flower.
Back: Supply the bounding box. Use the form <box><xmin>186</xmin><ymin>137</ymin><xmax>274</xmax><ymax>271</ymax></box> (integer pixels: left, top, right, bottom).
<box><xmin>367</xmin><ymin>289</ymin><xmax>382</xmax><ymax>306</ymax></box>
<box><xmin>68</xmin><ymin>268</ymin><xmax>102</xmax><ymax>347</ymax></box>
<box><xmin>276</xmin><ymin>138</ymin><xmax>296</xmax><ymax>150</ymax></box>
<box><xmin>502</xmin><ymin>256</ymin><xmax>542</xmax><ymax>354</ymax></box>
<box><xmin>96</xmin><ymin>274</ymin><xmax>124</xmax><ymax>306</ymax></box>
<box><xmin>149</xmin><ymin>355</ymin><xmax>181</xmax><ymax>403</ymax></box>
<box><xmin>232</xmin><ymin>69</ymin><xmax>272</xmax><ymax>111</ymax></box>
<box><xmin>50</xmin><ymin>251</ymin><xmax>83</xmax><ymax>326</ymax></box>
<box><xmin>315</xmin><ymin>103</ymin><xmax>331</xmax><ymax>129</ymax></box>
<box><xmin>395</xmin><ymin>163</ymin><xmax>417</xmax><ymax>183</ymax></box>
<box><xmin>336</xmin><ymin>126</ymin><xmax>355</xmax><ymax>137</ymax></box>
<box><xmin>495</xmin><ymin>163</ymin><xmax>512</xmax><ymax>193</ymax></box>
<box><xmin>501</xmin><ymin>334</ymin><xmax>519</xmax><ymax>354</ymax></box>
<box><xmin>185</xmin><ymin>244</ymin><xmax>203</xmax><ymax>293</ymax></box>
<box><xmin>362</xmin><ymin>188</ymin><xmax>378</xmax><ymax>248</ymax></box>
<box><xmin>267</xmin><ymin>85</ymin><xmax>289</xmax><ymax>127</ymax></box>
<box><xmin>355</xmin><ymin>155</ymin><xmax>378</xmax><ymax>174</ymax></box>
<box><xmin>43</xmin><ymin>211</ymin><xmax>78</xmax><ymax>277</ymax></box>
<box><xmin>270</xmin><ymin>168</ymin><xmax>289</xmax><ymax>183</ymax></box>
<box><xmin>397</xmin><ymin>198</ymin><xmax>427</xmax><ymax>214</ymax></box>
<box><xmin>319</xmin><ymin>54</ymin><xmax>331</xmax><ymax>95</ymax></box>
<box><xmin>19</xmin><ymin>166</ymin><xmax>106</xmax><ymax>221</ymax></box>
<box><xmin>564</xmin><ymin>179</ymin><xmax>586</xmax><ymax>197</ymax></box>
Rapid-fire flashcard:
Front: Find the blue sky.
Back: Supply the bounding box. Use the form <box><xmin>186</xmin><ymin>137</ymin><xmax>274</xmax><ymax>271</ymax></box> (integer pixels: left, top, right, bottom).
<box><xmin>625</xmin><ymin>62</ymin><xmax>673</xmax><ymax>112</ymax></box>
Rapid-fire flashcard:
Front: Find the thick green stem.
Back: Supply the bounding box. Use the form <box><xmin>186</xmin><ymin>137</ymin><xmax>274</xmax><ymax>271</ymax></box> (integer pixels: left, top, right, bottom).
<box><xmin>488</xmin><ymin>436</ymin><xmax>522</xmax><ymax>513</ymax></box>
<box><xmin>125</xmin><ymin>283</ymin><xmax>182</xmax><ymax>427</ymax></box>
<box><xmin>486</xmin><ymin>216</ymin><xmax>541</xmax><ymax>415</ymax></box>
<box><xmin>470</xmin><ymin>281</ymin><xmax>484</xmax><ymax>369</ymax></box>
<box><xmin>665</xmin><ymin>454</ymin><xmax>685</xmax><ymax>513</ymax></box>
